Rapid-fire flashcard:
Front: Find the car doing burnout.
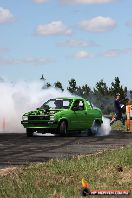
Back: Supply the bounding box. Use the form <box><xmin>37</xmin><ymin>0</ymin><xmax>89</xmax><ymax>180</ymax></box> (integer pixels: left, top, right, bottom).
<box><xmin>21</xmin><ymin>97</ymin><xmax>103</xmax><ymax>137</ymax></box>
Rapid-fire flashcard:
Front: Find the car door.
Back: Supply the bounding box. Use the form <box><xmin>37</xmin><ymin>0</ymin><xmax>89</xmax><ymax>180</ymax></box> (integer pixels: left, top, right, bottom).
<box><xmin>85</xmin><ymin>101</ymin><xmax>96</xmax><ymax>128</ymax></box>
<box><xmin>69</xmin><ymin>100</ymin><xmax>88</xmax><ymax>130</ymax></box>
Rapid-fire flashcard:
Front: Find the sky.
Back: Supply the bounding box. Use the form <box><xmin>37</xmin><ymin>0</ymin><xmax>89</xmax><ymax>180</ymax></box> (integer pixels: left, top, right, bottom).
<box><xmin>0</xmin><ymin>0</ymin><xmax>132</xmax><ymax>89</ymax></box>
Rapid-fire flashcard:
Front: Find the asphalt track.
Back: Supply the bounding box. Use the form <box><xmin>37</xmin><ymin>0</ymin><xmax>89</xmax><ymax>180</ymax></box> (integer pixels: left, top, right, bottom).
<box><xmin>0</xmin><ymin>131</ymin><xmax>132</xmax><ymax>169</ymax></box>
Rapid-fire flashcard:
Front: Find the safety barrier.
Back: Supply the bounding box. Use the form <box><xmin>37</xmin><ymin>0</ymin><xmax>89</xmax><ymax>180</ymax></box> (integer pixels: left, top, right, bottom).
<box><xmin>126</xmin><ymin>102</ymin><xmax>131</xmax><ymax>131</ymax></box>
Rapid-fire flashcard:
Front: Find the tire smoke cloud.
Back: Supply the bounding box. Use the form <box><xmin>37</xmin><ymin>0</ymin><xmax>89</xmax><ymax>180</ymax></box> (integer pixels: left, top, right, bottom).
<box><xmin>0</xmin><ymin>79</ymin><xmax>111</xmax><ymax>135</ymax></box>
<box><xmin>98</xmin><ymin>116</ymin><xmax>111</xmax><ymax>136</ymax></box>
<box><xmin>0</xmin><ymin>80</ymin><xmax>71</xmax><ymax>132</ymax></box>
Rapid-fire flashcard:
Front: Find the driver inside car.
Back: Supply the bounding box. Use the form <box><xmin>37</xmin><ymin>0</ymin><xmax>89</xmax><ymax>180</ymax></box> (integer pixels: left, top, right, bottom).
<box><xmin>73</xmin><ymin>100</ymin><xmax>84</xmax><ymax>110</ymax></box>
<box><xmin>73</xmin><ymin>100</ymin><xmax>80</xmax><ymax>110</ymax></box>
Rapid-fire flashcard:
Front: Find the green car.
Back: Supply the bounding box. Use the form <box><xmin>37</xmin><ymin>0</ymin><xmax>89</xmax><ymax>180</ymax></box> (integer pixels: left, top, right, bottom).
<box><xmin>21</xmin><ymin>97</ymin><xmax>103</xmax><ymax>137</ymax></box>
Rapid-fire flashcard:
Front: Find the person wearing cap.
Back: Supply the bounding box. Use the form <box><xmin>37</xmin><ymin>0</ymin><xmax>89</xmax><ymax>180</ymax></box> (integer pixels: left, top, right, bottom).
<box><xmin>110</xmin><ymin>93</ymin><xmax>125</xmax><ymax>126</ymax></box>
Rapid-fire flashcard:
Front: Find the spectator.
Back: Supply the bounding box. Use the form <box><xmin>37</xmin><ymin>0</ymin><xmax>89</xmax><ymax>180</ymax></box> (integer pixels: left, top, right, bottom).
<box><xmin>110</xmin><ymin>93</ymin><xmax>125</xmax><ymax>126</ymax></box>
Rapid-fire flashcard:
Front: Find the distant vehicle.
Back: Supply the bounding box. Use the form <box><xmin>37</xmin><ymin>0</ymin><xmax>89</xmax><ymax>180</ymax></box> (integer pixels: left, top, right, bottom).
<box><xmin>21</xmin><ymin>97</ymin><xmax>103</xmax><ymax>137</ymax></box>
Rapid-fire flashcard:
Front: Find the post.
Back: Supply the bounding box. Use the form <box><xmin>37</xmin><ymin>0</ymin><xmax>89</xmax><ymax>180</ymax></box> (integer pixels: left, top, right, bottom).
<box><xmin>126</xmin><ymin>101</ymin><xmax>131</xmax><ymax>131</ymax></box>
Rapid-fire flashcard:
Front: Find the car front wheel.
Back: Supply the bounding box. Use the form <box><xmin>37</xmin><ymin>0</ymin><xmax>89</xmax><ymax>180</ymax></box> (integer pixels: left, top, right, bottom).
<box><xmin>59</xmin><ymin>121</ymin><xmax>68</xmax><ymax>136</ymax></box>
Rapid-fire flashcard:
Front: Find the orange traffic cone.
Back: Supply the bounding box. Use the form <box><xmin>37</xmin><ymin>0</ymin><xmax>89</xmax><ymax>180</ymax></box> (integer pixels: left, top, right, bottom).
<box><xmin>126</xmin><ymin>101</ymin><xmax>131</xmax><ymax>131</ymax></box>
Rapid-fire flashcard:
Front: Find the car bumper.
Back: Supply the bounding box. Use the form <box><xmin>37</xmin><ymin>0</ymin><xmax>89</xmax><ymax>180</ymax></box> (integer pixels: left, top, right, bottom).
<box><xmin>21</xmin><ymin>120</ymin><xmax>58</xmax><ymax>129</ymax></box>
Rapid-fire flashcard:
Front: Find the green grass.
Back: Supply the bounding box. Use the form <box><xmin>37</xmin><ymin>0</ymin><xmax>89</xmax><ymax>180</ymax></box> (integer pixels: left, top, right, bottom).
<box><xmin>111</xmin><ymin>120</ymin><xmax>126</xmax><ymax>131</ymax></box>
<box><xmin>0</xmin><ymin>146</ymin><xmax>132</xmax><ymax>198</ymax></box>
<box><xmin>111</xmin><ymin>120</ymin><xmax>132</xmax><ymax>131</ymax></box>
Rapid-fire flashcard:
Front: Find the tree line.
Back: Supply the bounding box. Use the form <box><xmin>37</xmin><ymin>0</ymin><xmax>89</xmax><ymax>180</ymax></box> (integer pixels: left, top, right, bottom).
<box><xmin>41</xmin><ymin>76</ymin><xmax>130</xmax><ymax>114</ymax></box>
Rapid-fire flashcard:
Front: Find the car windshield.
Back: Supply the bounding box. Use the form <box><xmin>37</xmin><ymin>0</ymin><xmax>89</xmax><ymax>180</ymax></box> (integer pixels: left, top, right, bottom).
<box><xmin>42</xmin><ymin>99</ymin><xmax>72</xmax><ymax>109</ymax></box>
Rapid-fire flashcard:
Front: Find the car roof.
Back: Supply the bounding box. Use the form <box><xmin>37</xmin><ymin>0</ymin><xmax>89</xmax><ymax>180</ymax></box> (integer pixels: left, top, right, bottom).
<box><xmin>50</xmin><ymin>97</ymin><xmax>83</xmax><ymax>100</ymax></box>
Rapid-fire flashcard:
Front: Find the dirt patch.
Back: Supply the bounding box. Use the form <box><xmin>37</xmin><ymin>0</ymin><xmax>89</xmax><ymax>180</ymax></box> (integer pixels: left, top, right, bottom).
<box><xmin>0</xmin><ymin>167</ymin><xmax>17</xmax><ymax>176</ymax></box>
<box><xmin>119</xmin><ymin>168</ymin><xmax>132</xmax><ymax>184</ymax></box>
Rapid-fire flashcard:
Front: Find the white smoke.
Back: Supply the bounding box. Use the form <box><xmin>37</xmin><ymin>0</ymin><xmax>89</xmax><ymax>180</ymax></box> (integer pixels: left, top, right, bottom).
<box><xmin>0</xmin><ymin>80</ymin><xmax>71</xmax><ymax>132</ymax></box>
<box><xmin>0</xmin><ymin>79</ymin><xmax>111</xmax><ymax>135</ymax></box>
<box><xmin>98</xmin><ymin>116</ymin><xmax>111</xmax><ymax>136</ymax></box>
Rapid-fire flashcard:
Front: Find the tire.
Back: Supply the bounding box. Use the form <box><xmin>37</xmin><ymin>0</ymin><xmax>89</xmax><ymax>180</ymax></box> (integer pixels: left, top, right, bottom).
<box><xmin>26</xmin><ymin>129</ymin><xmax>34</xmax><ymax>137</ymax></box>
<box><xmin>59</xmin><ymin>121</ymin><xmax>68</xmax><ymax>136</ymax></box>
<box><xmin>87</xmin><ymin>129</ymin><xmax>93</xmax><ymax>136</ymax></box>
<box><xmin>91</xmin><ymin>121</ymin><xmax>101</xmax><ymax>136</ymax></box>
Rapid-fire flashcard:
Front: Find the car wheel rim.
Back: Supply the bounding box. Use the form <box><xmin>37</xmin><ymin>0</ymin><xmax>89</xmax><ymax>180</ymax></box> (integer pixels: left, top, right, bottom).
<box><xmin>60</xmin><ymin>122</ymin><xmax>67</xmax><ymax>135</ymax></box>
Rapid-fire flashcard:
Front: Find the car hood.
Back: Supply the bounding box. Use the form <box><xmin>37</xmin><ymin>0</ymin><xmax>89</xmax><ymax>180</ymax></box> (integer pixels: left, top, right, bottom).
<box><xmin>23</xmin><ymin>108</ymin><xmax>65</xmax><ymax>116</ymax></box>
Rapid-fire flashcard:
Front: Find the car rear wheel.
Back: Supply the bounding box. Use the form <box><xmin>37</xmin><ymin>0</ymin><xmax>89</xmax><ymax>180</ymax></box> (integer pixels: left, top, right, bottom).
<box><xmin>87</xmin><ymin>129</ymin><xmax>93</xmax><ymax>136</ymax></box>
<box><xmin>59</xmin><ymin>121</ymin><xmax>68</xmax><ymax>136</ymax></box>
<box><xmin>90</xmin><ymin>121</ymin><xmax>101</xmax><ymax>136</ymax></box>
<box><xmin>26</xmin><ymin>129</ymin><xmax>34</xmax><ymax>137</ymax></box>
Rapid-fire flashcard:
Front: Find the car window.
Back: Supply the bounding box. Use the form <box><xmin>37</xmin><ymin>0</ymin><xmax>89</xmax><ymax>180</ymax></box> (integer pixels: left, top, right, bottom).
<box><xmin>73</xmin><ymin>100</ymin><xmax>85</xmax><ymax>111</ymax></box>
<box><xmin>46</xmin><ymin>100</ymin><xmax>56</xmax><ymax>109</ymax></box>
<box><xmin>43</xmin><ymin>99</ymin><xmax>72</xmax><ymax>109</ymax></box>
<box><xmin>63</xmin><ymin>100</ymin><xmax>71</xmax><ymax>109</ymax></box>
<box><xmin>78</xmin><ymin>101</ymin><xmax>84</xmax><ymax>110</ymax></box>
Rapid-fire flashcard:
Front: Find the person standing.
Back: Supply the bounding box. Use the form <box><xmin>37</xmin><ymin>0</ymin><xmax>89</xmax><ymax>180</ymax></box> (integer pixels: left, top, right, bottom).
<box><xmin>110</xmin><ymin>93</ymin><xmax>125</xmax><ymax>126</ymax></box>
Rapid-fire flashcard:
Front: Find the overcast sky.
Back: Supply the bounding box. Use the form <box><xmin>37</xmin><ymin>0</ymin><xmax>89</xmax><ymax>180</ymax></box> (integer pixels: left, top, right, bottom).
<box><xmin>0</xmin><ymin>0</ymin><xmax>132</xmax><ymax>89</ymax></box>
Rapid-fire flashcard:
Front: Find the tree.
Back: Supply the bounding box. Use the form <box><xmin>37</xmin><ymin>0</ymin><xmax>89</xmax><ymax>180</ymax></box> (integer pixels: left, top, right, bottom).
<box><xmin>130</xmin><ymin>90</ymin><xmax>132</xmax><ymax>99</ymax></box>
<box><xmin>94</xmin><ymin>79</ymin><xmax>109</xmax><ymax>96</ymax></box>
<box><xmin>46</xmin><ymin>82</ymin><xmax>51</xmax><ymax>88</ymax></box>
<box><xmin>67</xmin><ymin>78</ymin><xmax>92</xmax><ymax>99</ymax></box>
<box><xmin>67</xmin><ymin>79</ymin><xmax>77</xmax><ymax>94</ymax></box>
<box><xmin>76</xmin><ymin>86</ymin><xmax>83</xmax><ymax>97</ymax></box>
<box><xmin>91</xmin><ymin>79</ymin><xmax>115</xmax><ymax>114</ymax></box>
<box><xmin>80</xmin><ymin>84</ymin><xmax>91</xmax><ymax>99</ymax></box>
<box><xmin>42</xmin><ymin>82</ymin><xmax>52</xmax><ymax>89</ymax></box>
<box><xmin>54</xmin><ymin>81</ymin><xmax>64</xmax><ymax>91</ymax></box>
<box><xmin>109</xmin><ymin>77</ymin><xmax>127</xmax><ymax>99</ymax></box>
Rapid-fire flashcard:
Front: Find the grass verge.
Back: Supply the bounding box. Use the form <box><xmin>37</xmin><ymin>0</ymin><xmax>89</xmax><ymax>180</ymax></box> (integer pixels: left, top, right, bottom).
<box><xmin>111</xmin><ymin>120</ymin><xmax>132</xmax><ymax>132</ymax></box>
<box><xmin>0</xmin><ymin>146</ymin><xmax>132</xmax><ymax>198</ymax></box>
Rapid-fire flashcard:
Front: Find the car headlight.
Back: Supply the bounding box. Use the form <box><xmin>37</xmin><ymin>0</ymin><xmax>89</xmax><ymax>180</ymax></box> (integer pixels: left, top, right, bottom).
<box><xmin>50</xmin><ymin>116</ymin><xmax>54</xmax><ymax>121</ymax></box>
<box><xmin>22</xmin><ymin>116</ymin><xmax>28</xmax><ymax>121</ymax></box>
